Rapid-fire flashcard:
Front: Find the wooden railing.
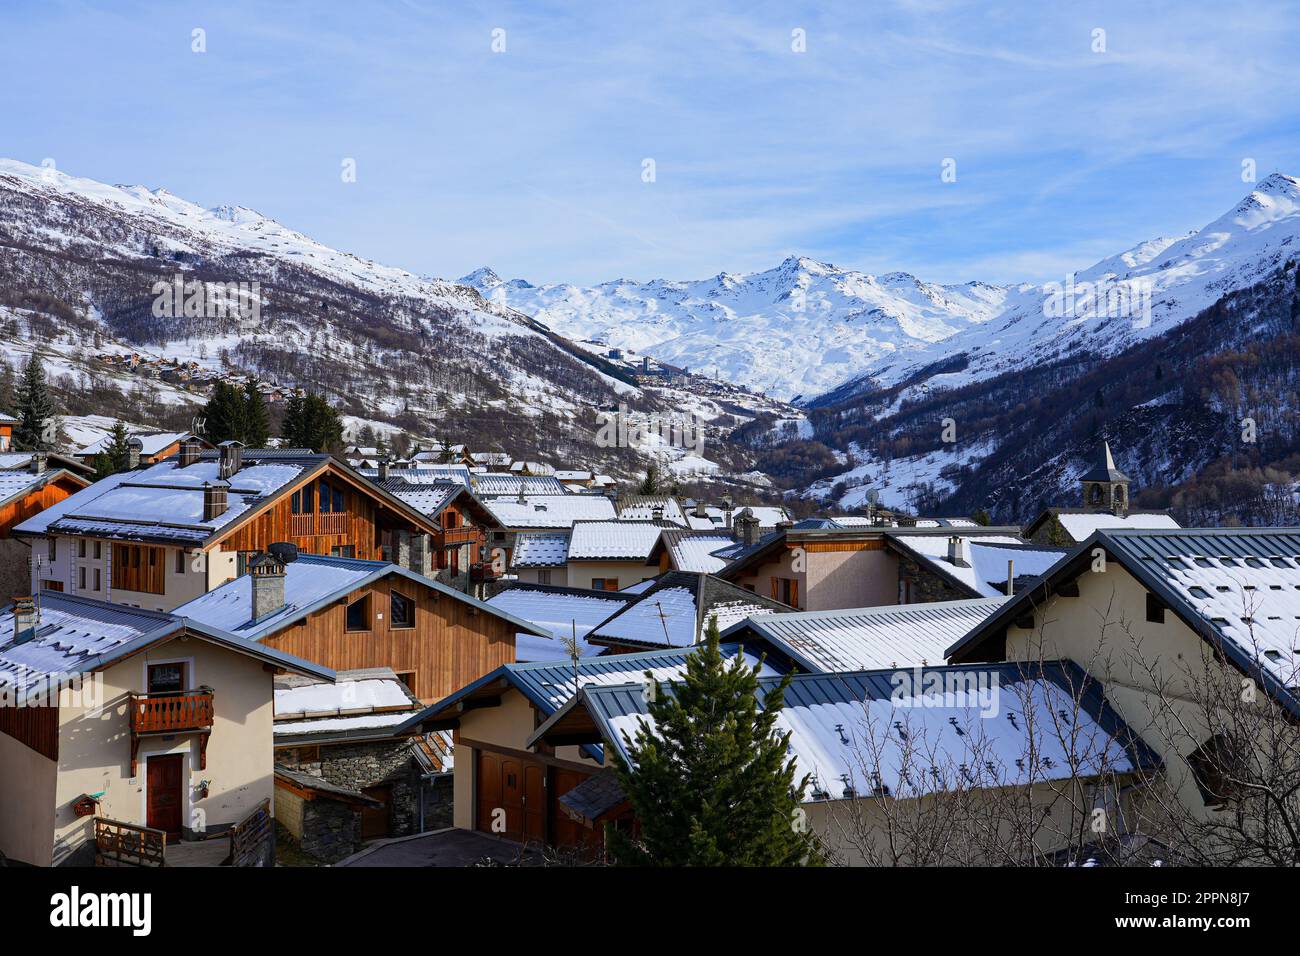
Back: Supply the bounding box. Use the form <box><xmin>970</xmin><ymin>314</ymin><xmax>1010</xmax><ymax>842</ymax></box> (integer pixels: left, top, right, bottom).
<box><xmin>290</xmin><ymin>512</ymin><xmax>315</xmax><ymax>537</ymax></box>
<box><xmin>439</xmin><ymin>526</ymin><xmax>480</xmax><ymax>546</ymax></box>
<box><xmin>130</xmin><ymin>689</ymin><xmax>214</xmax><ymax>734</ymax></box>
<box><xmin>289</xmin><ymin>512</ymin><xmax>347</xmax><ymax>536</ymax></box>
<box><xmin>94</xmin><ymin>817</ymin><xmax>166</xmax><ymax>867</ymax></box>
<box><xmin>229</xmin><ymin>799</ymin><xmax>273</xmax><ymax>867</ymax></box>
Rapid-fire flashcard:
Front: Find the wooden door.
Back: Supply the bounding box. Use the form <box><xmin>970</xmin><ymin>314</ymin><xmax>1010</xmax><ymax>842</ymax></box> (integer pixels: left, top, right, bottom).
<box><xmin>522</xmin><ymin>764</ymin><xmax>545</xmax><ymax>843</ymax></box>
<box><xmin>550</xmin><ymin>768</ymin><xmax>597</xmax><ymax>850</ymax></box>
<box><xmin>361</xmin><ymin>785</ymin><xmax>392</xmax><ymax>839</ymax></box>
<box><xmin>146</xmin><ymin>754</ymin><xmax>184</xmax><ymax>840</ymax></box>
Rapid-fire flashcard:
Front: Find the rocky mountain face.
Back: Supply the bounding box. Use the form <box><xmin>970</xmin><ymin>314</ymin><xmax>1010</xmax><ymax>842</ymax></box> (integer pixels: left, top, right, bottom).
<box><xmin>0</xmin><ymin>159</ymin><xmax>777</xmax><ymax>485</ymax></box>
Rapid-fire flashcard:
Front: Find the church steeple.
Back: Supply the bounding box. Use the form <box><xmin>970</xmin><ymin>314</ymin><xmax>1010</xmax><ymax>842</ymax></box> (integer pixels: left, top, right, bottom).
<box><xmin>1079</xmin><ymin>440</ymin><xmax>1130</xmax><ymax>516</ymax></box>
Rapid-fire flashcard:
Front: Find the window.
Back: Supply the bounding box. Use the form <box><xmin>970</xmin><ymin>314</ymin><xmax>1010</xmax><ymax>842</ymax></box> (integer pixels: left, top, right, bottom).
<box><xmin>78</xmin><ymin>540</ymin><xmax>86</xmax><ymax>558</ymax></box>
<box><xmin>175</xmin><ymin>550</ymin><xmax>186</xmax><ymax>574</ymax></box>
<box><xmin>391</xmin><ymin>590</ymin><xmax>415</xmax><ymax>629</ymax></box>
<box><xmin>1186</xmin><ymin>734</ymin><xmax>1239</xmax><ymax>808</ymax></box>
<box><xmin>536</xmin><ymin>569</ymin><xmax>552</xmax><ymax>585</ymax></box>
<box><xmin>147</xmin><ymin>662</ymin><xmax>186</xmax><ymax>695</ymax></box>
<box><xmin>345</xmin><ymin>595</ymin><xmax>370</xmax><ymax>631</ymax></box>
<box><xmin>592</xmin><ymin>578</ymin><xmax>618</xmax><ymax>591</ymax></box>
<box><xmin>42</xmin><ymin>580</ymin><xmax>63</xmax><ymax>591</ymax></box>
<box><xmin>318</xmin><ymin>479</ymin><xmax>332</xmax><ymax>513</ymax></box>
<box><xmin>291</xmin><ymin>484</ymin><xmax>314</xmax><ymax>514</ymax></box>
<box><xmin>333</xmin><ymin>486</ymin><xmax>344</xmax><ymax>512</ymax></box>
<box><xmin>93</xmin><ymin>568</ymin><xmax>101</xmax><ymax>591</ymax></box>
<box><xmin>331</xmin><ymin>545</ymin><xmax>356</xmax><ymax>558</ymax></box>
<box><xmin>78</xmin><ymin>567</ymin><xmax>86</xmax><ymax>590</ymax></box>
<box><xmin>1145</xmin><ymin>592</ymin><xmax>1166</xmax><ymax>623</ymax></box>
<box><xmin>47</xmin><ymin>538</ymin><xmax>56</xmax><ymax>561</ymax></box>
<box><xmin>445</xmin><ymin>510</ymin><xmax>458</xmax><ymax>529</ymax></box>
<box><xmin>395</xmin><ymin>672</ymin><xmax>417</xmax><ymax>694</ymax></box>
<box><xmin>93</xmin><ymin>541</ymin><xmax>101</xmax><ymax>560</ymax></box>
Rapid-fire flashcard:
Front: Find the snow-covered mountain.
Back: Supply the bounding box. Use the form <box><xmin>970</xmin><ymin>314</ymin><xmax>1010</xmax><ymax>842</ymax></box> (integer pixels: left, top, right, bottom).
<box><xmin>0</xmin><ymin>159</ymin><xmax>774</xmax><ymax>482</ymax></box>
<box><xmin>466</xmin><ymin>174</ymin><xmax>1300</xmax><ymax>405</ymax></box>
<box><xmin>460</xmin><ymin>259</ymin><xmax>1008</xmax><ymax>402</ymax></box>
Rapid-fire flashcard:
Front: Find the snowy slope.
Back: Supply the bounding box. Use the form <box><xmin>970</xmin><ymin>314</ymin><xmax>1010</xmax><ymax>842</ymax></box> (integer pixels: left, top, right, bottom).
<box><xmin>462</xmin><ymin>259</ymin><xmax>1007</xmax><ymax>401</ymax></box>
<box><xmin>467</xmin><ymin>175</ymin><xmax>1300</xmax><ymax>405</ymax></box>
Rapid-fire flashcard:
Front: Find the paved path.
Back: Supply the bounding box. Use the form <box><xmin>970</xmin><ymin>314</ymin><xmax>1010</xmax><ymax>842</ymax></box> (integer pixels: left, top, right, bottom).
<box><xmin>335</xmin><ymin>828</ymin><xmax>542</xmax><ymax>867</ymax></box>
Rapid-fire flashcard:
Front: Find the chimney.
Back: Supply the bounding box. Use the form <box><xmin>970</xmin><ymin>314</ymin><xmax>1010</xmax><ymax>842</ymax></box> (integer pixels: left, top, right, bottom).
<box><xmin>947</xmin><ymin>535</ymin><xmax>969</xmax><ymax>567</ymax></box>
<box><xmin>693</xmin><ymin>499</ymin><xmax>708</xmax><ymax>519</ymax></box>
<box><xmin>410</xmin><ymin>533</ymin><xmax>432</xmax><ymax>576</ymax></box>
<box><xmin>127</xmin><ymin>436</ymin><xmax>143</xmax><ymax>470</ymax></box>
<box><xmin>218</xmin><ymin>440</ymin><xmax>244</xmax><ymax>480</ymax></box>
<box><xmin>249</xmin><ymin>553</ymin><xmax>287</xmax><ymax>622</ymax></box>
<box><xmin>29</xmin><ymin>452</ymin><xmax>47</xmax><ymax>475</ymax></box>
<box><xmin>13</xmin><ymin>596</ymin><xmax>38</xmax><ymax>646</ymax></box>
<box><xmin>735</xmin><ymin>509</ymin><xmax>760</xmax><ymax>547</ymax></box>
<box><xmin>377</xmin><ymin>457</ymin><xmax>390</xmax><ymax>482</ymax></box>
<box><xmin>651</xmin><ymin>504</ymin><xmax>665</xmax><ymax>522</ymax></box>
<box><xmin>203</xmin><ymin>480</ymin><xmax>229</xmax><ymax>521</ymax></box>
<box><xmin>1006</xmin><ymin>559</ymin><xmax>1015</xmax><ymax>596</ymax></box>
<box><xmin>178</xmin><ymin>438</ymin><xmax>201</xmax><ymax>468</ymax></box>
<box><xmin>395</xmin><ymin>530</ymin><xmax>412</xmax><ymax>569</ymax></box>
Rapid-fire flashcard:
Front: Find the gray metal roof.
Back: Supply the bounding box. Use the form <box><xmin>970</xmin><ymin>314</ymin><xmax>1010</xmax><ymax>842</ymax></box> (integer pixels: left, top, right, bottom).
<box><xmin>721</xmin><ymin>597</ymin><xmax>1007</xmax><ymax>672</ymax></box>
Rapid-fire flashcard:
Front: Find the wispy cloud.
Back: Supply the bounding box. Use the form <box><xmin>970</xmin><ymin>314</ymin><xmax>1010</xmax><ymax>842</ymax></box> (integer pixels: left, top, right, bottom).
<box><xmin>2</xmin><ymin>0</ymin><xmax>1297</xmax><ymax>285</ymax></box>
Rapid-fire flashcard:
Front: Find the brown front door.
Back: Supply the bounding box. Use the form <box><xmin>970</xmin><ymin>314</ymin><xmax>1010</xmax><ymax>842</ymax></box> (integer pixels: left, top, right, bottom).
<box><xmin>550</xmin><ymin>768</ymin><xmax>598</xmax><ymax>850</ymax></box>
<box><xmin>146</xmin><ymin>754</ymin><xmax>184</xmax><ymax>840</ymax></box>
<box><xmin>476</xmin><ymin>751</ymin><xmax>547</xmax><ymax>843</ymax></box>
<box><xmin>361</xmin><ymin>785</ymin><xmax>392</xmax><ymax>839</ymax></box>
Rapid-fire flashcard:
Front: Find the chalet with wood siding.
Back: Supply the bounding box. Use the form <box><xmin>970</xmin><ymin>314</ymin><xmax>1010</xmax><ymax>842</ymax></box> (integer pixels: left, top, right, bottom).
<box><xmin>75</xmin><ymin>431</ymin><xmax>213</xmax><ymax>468</ymax></box>
<box><xmin>0</xmin><ymin>457</ymin><xmax>90</xmax><ymax>604</ymax></box>
<box><xmin>0</xmin><ymin>592</ymin><xmax>331</xmax><ymax>867</ymax></box>
<box><xmin>13</xmin><ymin>441</ymin><xmax>446</xmax><ymax>612</ymax></box>
<box><xmin>173</xmin><ymin>552</ymin><xmax>549</xmax><ymax>705</ymax></box>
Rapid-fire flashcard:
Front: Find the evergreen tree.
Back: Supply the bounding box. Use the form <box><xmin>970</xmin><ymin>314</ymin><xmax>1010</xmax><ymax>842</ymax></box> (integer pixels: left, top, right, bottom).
<box><xmin>971</xmin><ymin>508</ymin><xmax>992</xmax><ymax>526</ymax></box>
<box><xmin>242</xmin><ymin>382</ymin><xmax>271</xmax><ymax>448</ymax></box>
<box><xmin>637</xmin><ymin>464</ymin><xmax>660</xmax><ymax>495</ymax></box>
<box><xmin>95</xmin><ymin>420</ymin><xmax>134</xmax><ymax>478</ymax></box>
<box><xmin>281</xmin><ymin>392</ymin><xmax>343</xmax><ymax>453</ymax></box>
<box><xmin>606</xmin><ymin>617</ymin><xmax>822</xmax><ymax>866</ymax></box>
<box><xmin>201</xmin><ymin>381</ymin><xmax>247</xmax><ymax>445</ymax></box>
<box><xmin>14</xmin><ymin>354</ymin><xmax>56</xmax><ymax>451</ymax></box>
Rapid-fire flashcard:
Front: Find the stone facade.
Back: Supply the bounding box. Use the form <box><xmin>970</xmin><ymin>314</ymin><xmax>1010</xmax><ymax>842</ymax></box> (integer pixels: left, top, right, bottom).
<box><xmin>897</xmin><ymin>554</ymin><xmax>976</xmax><ymax>604</ymax></box>
<box><xmin>274</xmin><ymin>787</ymin><xmax>362</xmax><ymax>863</ymax></box>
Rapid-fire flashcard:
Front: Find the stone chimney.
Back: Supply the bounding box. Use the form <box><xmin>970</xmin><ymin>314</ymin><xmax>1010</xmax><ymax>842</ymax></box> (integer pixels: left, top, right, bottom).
<box><xmin>13</xmin><ymin>596</ymin><xmax>38</xmax><ymax>645</ymax></box>
<box><xmin>734</xmin><ymin>509</ymin><xmax>760</xmax><ymax>547</ymax></box>
<box><xmin>651</xmin><ymin>504</ymin><xmax>665</xmax><ymax>522</ymax></box>
<box><xmin>947</xmin><ymin>535</ymin><xmax>969</xmax><ymax>567</ymax></box>
<box><xmin>202</xmin><ymin>480</ymin><xmax>229</xmax><ymax>521</ymax></box>
<box><xmin>410</xmin><ymin>533</ymin><xmax>432</xmax><ymax>576</ymax></box>
<box><xmin>218</xmin><ymin>440</ymin><xmax>244</xmax><ymax>480</ymax></box>
<box><xmin>127</xmin><ymin>436</ymin><xmax>143</xmax><ymax>470</ymax></box>
<box><xmin>693</xmin><ymin>499</ymin><xmax>708</xmax><ymax>519</ymax></box>
<box><xmin>178</xmin><ymin>438</ymin><xmax>201</xmax><ymax>468</ymax></box>
<box><xmin>29</xmin><ymin>453</ymin><xmax>46</xmax><ymax>475</ymax></box>
<box><xmin>377</xmin><ymin>457</ymin><xmax>390</xmax><ymax>482</ymax></box>
<box><xmin>395</xmin><ymin>530</ymin><xmax>412</xmax><ymax>569</ymax></box>
<box><xmin>249</xmin><ymin>553</ymin><xmax>287</xmax><ymax>622</ymax></box>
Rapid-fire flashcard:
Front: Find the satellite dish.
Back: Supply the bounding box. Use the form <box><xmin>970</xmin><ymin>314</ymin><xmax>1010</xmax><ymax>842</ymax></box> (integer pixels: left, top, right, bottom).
<box><xmin>268</xmin><ymin>542</ymin><xmax>299</xmax><ymax>564</ymax></box>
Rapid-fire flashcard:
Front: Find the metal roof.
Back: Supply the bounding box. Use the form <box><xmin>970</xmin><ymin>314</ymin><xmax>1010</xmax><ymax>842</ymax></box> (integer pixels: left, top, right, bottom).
<box><xmin>945</xmin><ymin>528</ymin><xmax>1300</xmax><ymax>713</ymax></box>
<box><xmin>538</xmin><ymin>660</ymin><xmax>1160</xmax><ymax>802</ymax></box>
<box><xmin>722</xmin><ymin>597</ymin><xmax>1007</xmax><ymax>672</ymax></box>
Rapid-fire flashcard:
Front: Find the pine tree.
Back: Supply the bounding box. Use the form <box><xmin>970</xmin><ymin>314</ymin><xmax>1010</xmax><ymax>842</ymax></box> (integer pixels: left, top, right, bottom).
<box><xmin>201</xmin><ymin>381</ymin><xmax>247</xmax><ymax>445</ymax></box>
<box><xmin>637</xmin><ymin>464</ymin><xmax>660</xmax><ymax>495</ymax></box>
<box><xmin>242</xmin><ymin>382</ymin><xmax>271</xmax><ymax>448</ymax></box>
<box><xmin>95</xmin><ymin>420</ymin><xmax>134</xmax><ymax>478</ymax></box>
<box><xmin>606</xmin><ymin>616</ymin><xmax>822</xmax><ymax>866</ymax></box>
<box><xmin>14</xmin><ymin>354</ymin><xmax>56</xmax><ymax>451</ymax></box>
<box><xmin>281</xmin><ymin>393</ymin><xmax>342</xmax><ymax>453</ymax></box>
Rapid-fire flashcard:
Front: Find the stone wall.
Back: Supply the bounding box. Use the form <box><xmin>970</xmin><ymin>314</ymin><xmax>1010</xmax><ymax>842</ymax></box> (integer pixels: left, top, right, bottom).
<box><xmin>0</xmin><ymin>538</ymin><xmax>31</xmax><ymax>605</ymax></box>
<box><xmin>279</xmin><ymin>739</ymin><xmax>422</xmax><ymax>836</ymax></box>
<box><xmin>897</xmin><ymin>555</ymin><xmax>975</xmax><ymax>605</ymax></box>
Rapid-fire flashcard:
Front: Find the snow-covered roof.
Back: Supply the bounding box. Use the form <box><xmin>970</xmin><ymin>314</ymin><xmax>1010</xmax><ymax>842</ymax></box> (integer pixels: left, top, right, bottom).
<box><xmin>273</xmin><ymin>668</ymin><xmax>420</xmax><ymax>739</ymax></box>
<box><xmin>511</xmin><ymin>531</ymin><xmax>570</xmax><ymax>568</ymax></box>
<box><xmin>0</xmin><ymin>592</ymin><xmax>331</xmax><ymax>703</ymax></box>
<box><xmin>567</xmin><ymin>520</ymin><xmax>664</xmax><ymax>561</ymax></box>
<box><xmin>658</xmin><ymin>531</ymin><xmax>737</xmax><ymax>573</ymax></box>
<box><xmin>566</xmin><ymin>662</ymin><xmax>1157</xmax><ymax>803</ymax></box>
<box><xmin>357</xmin><ymin>464</ymin><xmax>472</xmax><ymax>487</ymax></box>
<box><xmin>724</xmin><ymin>597</ymin><xmax>1007</xmax><ymax>672</ymax></box>
<box><xmin>586</xmin><ymin>571</ymin><xmax>789</xmax><ymax>649</ymax></box>
<box><xmin>887</xmin><ymin>533</ymin><xmax>1068</xmax><ymax>599</ymax></box>
<box><xmin>554</xmin><ymin>470</ymin><xmax>592</xmax><ymax>481</ymax></box>
<box><xmin>175</xmin><ymin>553</ymin><xmax>551</xmax><ymax>640</ymax></box>
<box><xmin>1053</xmin><ymin>511</ymin><xmax>1181</xmax><ymax>540</ymax></box>
<box><xmin>378</xmin><ymin>480</ymin><xmax>462</xmax><ymax>518</ymax></box>
<box><xmin>15</xmin><ymin>454</ymin><xmax>316</xmax><ymax>544</ymax></box>
<box><xmin>0</xmin><ymin>469</ymin><xmax>83</xmax><ymax>508</ymax></box>
<box><xmin>486</xmin><ymin>586</ymin><xmax>634</xmax><ymax>660</ymax></box>
<box><xmin>77</xmin><ymin>431</ymin><xmax>190</xmax><ymax>457</ymax></box>
<box><xmin>472</xmin><ymin>473</ymin><xmax>566</xmax><ymax>496</ymax></box>
<box><xmin>483</xmin><ymin>494</ymin><xmax>615</xmax><ymax>529</ymax></box>
<box><xmin>616</xmin><ymin>495</ymin><xmax>688</xmax><ymax>526</ymax></box>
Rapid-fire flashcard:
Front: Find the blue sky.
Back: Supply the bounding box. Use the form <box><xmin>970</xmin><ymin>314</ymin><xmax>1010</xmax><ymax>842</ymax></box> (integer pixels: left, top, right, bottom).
<box><xmin>3</xmin><ymin>0</ymin><xmax>1299</xmax><ymax>286</ymax></box>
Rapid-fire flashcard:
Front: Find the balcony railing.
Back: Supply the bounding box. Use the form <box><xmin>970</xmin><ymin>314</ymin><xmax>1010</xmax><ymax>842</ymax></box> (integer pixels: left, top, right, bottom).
<box><xmin>289</xmin><ymin>512</ymin><xmax>347</xmax><ymax>537</ymax></box>
<box><xmin>439</xmin><ymin>526</ymin><xmax>481</xmax><ymax>547</ymax></box>
<box><xmin>129</xmin><ymin>688</ymin><xmax>214</xmax><ymax>775</ymax></box>
<box><xmin>130</xmin><ymin>688</ymin><xmax>214</xmax><ymax>734</ymax></box>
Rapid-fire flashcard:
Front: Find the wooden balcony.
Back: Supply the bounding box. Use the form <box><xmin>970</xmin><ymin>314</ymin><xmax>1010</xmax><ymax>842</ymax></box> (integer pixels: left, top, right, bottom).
<box><xmin>289</xmin><ymin>512</ymin><xmax>347</xmax><ymax>537</ymax></box>
<box><xmin>439</xmin><ymin>526</ymin><xmax>481</xmax><ymax>547</ymax></box>
<box><xmin>129</xmin><ymin>688</ymin><xmax>213</xmax><ymax>775</ymax></box>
